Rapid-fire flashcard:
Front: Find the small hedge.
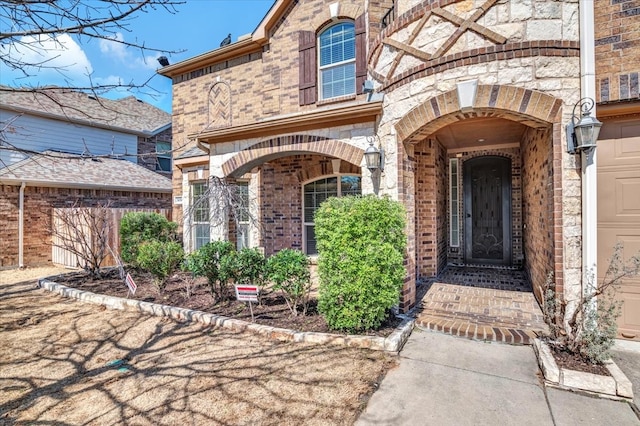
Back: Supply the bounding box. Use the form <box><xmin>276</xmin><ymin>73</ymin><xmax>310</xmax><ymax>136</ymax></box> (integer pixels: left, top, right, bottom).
<box><xmin>136</xmin><ymin>240</ymin><xmax>184</xmax><ymax>292</ymax></box>
<box><xmin>267</xmin><ymin>248</ymin><xmax>312</xmax><ymax>316</ymax></box>
<box><xmin>315</xmin><ymin>195</ymin><xmax>406</xmax><ymax>332</ymax></box>
<box><xmin>185</xmin><ymin>240</ymin><xmax>235</xmax><ymax>302</ymax></box>
<box><xmin>119</xmin><ymin>212</ymin><xmax>177</xmax><ymax>265</ymax></box>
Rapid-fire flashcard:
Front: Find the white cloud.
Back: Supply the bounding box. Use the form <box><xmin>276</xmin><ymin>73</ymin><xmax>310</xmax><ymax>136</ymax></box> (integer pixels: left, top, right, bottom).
<box><xmin>99</xmin><ymin>32</ymin><xmax>157</xmax><ymax>71</ymax></box>
<box><xmin>2</xmin><ymin>33</ymin><xmax>93</xmax><ymax>80</ymax></box>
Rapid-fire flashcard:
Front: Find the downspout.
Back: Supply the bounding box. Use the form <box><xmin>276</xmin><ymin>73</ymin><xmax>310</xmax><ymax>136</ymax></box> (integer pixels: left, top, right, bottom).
<box><xmin>19</xmin><ymin>181</ymin><xmax>26</xmax><ymax>268</ymax></box>
<box><xmin>579</xmin><ymin>1</ymin><xmax>598</xmax><ymax>301</ymax></box>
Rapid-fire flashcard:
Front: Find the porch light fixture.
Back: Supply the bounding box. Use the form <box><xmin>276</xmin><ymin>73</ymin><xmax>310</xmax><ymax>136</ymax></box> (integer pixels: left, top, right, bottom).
<box><xmin>364</xmin><ymin>136</ymin><xmax>384</xmax><ymax>172</ymax></box>
<box><xmin>566</xmin><ymin>97</ymin><xmax>602</xmax><ymax>154</ymax></box>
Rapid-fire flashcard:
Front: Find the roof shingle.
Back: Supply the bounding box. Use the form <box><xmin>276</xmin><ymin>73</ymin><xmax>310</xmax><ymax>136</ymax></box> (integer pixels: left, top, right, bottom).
<box><xmin>0</xmin><ymin>86</ymin><xmax>171</xmax><ymax>135</ymax></box>
<box><xmin>0</xmin><ymin>151</ymin><xmax>172</xmax><ymax>192</ymax></box>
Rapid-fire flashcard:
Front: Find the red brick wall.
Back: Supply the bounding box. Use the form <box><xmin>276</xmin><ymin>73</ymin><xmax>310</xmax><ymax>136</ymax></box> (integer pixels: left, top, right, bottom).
<box><xmin>258</xmin><ymin>154</ymin><xmax>360</xmax><ymax>256</ymax></box>
<box><xmin>0</xmin><ymin>185</ymin><xmax>171</xmax><ymax>268</ymax></box>
<box><xmin>521</xmin><ymin>127</ymin><xmax>554</xmax><ymax>301</ymax></box>
<box><xmin>414</xmin><ymin>137</ymin><xmax>449</xmax><ymax>278</ymax></box>
<box><xmin>595</xmin><ymin>0</ymin><xmax>640</xmax><ymax>102</ymax></box>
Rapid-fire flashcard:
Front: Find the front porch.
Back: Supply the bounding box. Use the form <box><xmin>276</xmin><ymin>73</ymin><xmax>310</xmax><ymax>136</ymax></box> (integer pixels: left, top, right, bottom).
<box><xmin>415</xmin><ymin>266</ymin><xmax>549</xmax><ymax>345</ymax></box>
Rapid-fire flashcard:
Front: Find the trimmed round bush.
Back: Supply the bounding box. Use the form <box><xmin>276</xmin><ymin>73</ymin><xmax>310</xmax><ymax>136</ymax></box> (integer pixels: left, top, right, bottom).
<box><xmin>315</xmin><ymin>195</ymin><xmax>406</xmax><ymax>332</ymax></box>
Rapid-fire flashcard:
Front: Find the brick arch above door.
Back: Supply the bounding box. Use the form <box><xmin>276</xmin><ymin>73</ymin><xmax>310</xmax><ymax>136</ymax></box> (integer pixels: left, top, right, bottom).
<box><xmin>221</xmin><ymin>135</ymin><xmax>364</xmax><ymax>178</ymax></box>
<box><xmin>395</xmin><ymin>85</ymin><xmax>563</xmax><ymax>144</ymax></box>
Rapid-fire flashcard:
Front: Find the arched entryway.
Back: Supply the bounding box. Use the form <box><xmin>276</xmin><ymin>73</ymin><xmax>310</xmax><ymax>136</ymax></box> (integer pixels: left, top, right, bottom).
<box><xmin>396</xmin><ymin>85</ymin><xmax>564</xmax><ymax>311</ymax></box>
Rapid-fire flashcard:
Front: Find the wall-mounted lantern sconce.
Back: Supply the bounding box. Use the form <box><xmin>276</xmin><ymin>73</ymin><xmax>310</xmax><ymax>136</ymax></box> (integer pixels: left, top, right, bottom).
<box><xmin>364</xmin><ymin>136</ymin><xmax>384</xmax><ymax>172</ymax></box>
<box><xmin>566</xmin><ymin>97</ymin><xmax>602</xmax><ymax>154</ymax></box>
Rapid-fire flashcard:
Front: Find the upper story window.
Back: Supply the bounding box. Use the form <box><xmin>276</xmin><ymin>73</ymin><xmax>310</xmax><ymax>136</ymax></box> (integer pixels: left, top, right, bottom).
<box><xmin>318</xmin><ymin>22</ymin><xmax>356</xmax><ymax>100</ymax></box>
<box><xmin>298</xmin><ymin>15</ymin><xmax>364</xmax><ymax>106</ymax></box>
<box><xmin>156</xmin><ymin>141</ymin><xmax>171</xmax><ymax>172</ymax></box>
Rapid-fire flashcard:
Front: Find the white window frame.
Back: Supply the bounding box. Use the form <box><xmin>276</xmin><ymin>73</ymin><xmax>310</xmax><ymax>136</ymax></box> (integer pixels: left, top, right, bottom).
<box><xmin>302</xmin><ymin>174</ymin><xmax>361</xmax><ymax>255</ymax></box>
<box><xmin>236</xmin><ymin>181</ymin><xmax>250</xmax><ymax>250</ymax></box>
<box><xmin>449</xmin><ymin>158</ymin><xmax>460</xmax><ymax>247</ymax></box>
<box><xmin>191</xmin><ymin>181</ymin><xmax>210</xmax><ymax>250</ymax></box>
<box><xmin>318</xmin><ymin>21</ymin><xmax>356</xmax><ymax>101</ymax></box>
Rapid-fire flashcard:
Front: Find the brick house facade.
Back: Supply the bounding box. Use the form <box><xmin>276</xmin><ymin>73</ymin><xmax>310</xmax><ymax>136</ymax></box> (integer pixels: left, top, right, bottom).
<box><xmin>160</xmin><ymin>0</ymin><xmax>640</xmax><ymax>337</ymax></box>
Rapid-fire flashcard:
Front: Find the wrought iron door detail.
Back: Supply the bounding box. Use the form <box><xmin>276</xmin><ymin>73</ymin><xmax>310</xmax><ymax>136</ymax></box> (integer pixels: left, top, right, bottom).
<box><xmin>464</xmin><ymin>156</ymin><xmax>512</xmax><ymax>265</ymax></box>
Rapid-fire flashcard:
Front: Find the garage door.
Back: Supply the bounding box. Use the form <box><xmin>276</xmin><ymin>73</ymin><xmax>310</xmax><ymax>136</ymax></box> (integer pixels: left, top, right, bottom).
<box><xmin>597</xmin><ymin>118</ymin><xmax>640</xmax><ymax>341</ymax></box>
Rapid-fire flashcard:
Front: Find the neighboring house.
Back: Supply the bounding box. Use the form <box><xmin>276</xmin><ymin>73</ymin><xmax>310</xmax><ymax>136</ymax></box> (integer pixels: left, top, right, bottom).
<box><xmin>0</xmin><ymin>88</ymin><xmax>173</xmax><ymax>268</ymax></box>
<box><xmin>158</xmin><ymin>0</ymin><xmax>640</xmax><ymax>340</ymax></box>
<box><xmin>0</xmin><ymin>87</ymin><xmax>173</xmax><ymax>176</ymax></box>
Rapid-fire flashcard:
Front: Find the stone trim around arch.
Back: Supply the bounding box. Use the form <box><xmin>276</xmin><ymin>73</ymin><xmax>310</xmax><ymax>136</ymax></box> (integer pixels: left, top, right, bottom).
<box><xmin>395</xmin><ymin>85</ymin><xmax>563</xmax><ymax>144</ymax></box>
<box><xmin>309</xmin><ymin>3</ymin><xmax>364</xmax><ymax>32</ymax></box>
<box><xmin>221</xmin><ymin>135</ymin><xmax>364</xmax><ymax>177</ymax></box>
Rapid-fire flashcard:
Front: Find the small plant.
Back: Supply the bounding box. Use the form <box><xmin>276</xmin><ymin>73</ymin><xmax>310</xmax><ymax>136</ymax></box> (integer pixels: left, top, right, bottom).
<box><xmin>315</xmin><ymin>195</ymin><xmax>406</xmax><ymax>332</ymax></box>
<box><xmin>136</xmin><ymin>240</ymin><xmax>184</xmax><ymax>292</ymax></box>
<box><xmin>543</xmin><ymin>243</ymin><xmax>640</xmax><ymax>364</ymax></box>
<box><xmin>185</xmin><ymin>240</ymin><xmax>235</xmax><ymax>303</ymax></box>
<box><xmin>119</xmin><ymin>212</ymin><xmax>177</xmax><ymax>266</ymax></box>
<box><xmin>267</xmin><ymin>249</ymin><xmax>312</xmax><ymax>316</ymax></box>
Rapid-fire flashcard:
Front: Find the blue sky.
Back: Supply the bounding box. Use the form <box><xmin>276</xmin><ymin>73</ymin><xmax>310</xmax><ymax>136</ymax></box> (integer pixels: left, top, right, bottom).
<box><xmin>0</xmin><ymin>0</ymin><xmax>275</xmax><ymax>113</ymax></box>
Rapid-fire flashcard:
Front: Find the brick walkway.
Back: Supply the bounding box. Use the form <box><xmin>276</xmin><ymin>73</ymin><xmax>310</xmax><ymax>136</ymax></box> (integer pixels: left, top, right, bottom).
<box><xmin>415</xmin><ymin>281</ymin><xmax>548</xmax><ymax>345</ymax></box>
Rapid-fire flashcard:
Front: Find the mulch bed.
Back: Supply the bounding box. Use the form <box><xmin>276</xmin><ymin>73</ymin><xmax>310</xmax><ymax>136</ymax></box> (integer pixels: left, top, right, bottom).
<box><xmin>51</xmin><ymin>268</ymin><xmax>401</xmax><ymax>337</ymax></box>
<box><xmin>549</xmin><ymin>344</ymin><xmax>611</xmax><ymax>376</ymax></box>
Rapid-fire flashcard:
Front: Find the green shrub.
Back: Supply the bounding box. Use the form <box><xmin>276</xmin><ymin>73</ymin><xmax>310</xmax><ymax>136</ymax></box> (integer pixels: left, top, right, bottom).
<box><xmin>232</xmin><ymin>248</ymin><xmax>267</xmax><ymax>286</ymax></box>
<box><xmin>136</xmin><ymin>240</ymin><xmax>184</xmax><ymax>292</ymax></box>
<box><xmin>315</xmin><ymin>195</ymin><xmax>406</xmax><ymax>332</ymax></box>
<box><xmin>119</xmin><ymin>212</ymin><xmax>177</xmax><ymax>265</ymax></box>
<box><xmin>185</xmin><ymin>240</ymin><xmax>235</xmax><ymax>302</ymax></box>
<box><xmin>267</xmin><ymin>249</ymin><xmax>311</xmax><ymax>316</ymax></box>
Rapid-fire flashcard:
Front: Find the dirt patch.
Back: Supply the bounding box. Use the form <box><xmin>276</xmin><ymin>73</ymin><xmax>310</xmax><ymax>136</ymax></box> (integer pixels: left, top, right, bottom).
<box><xmin>550</xmin><ymin>345</ymin><xmax>611</xmax><ymax>376</ymax></box>
<box><xmin>0</xmin><ymin>272</ymin><xmax>396</xmax><ymax>425</ymax></box>
<box><xmin>50</xmin><ymin>268</ymin><xmax>401</xmax><ymax>337</ymax></box>
<box><xmin>0</xmin><ymin>266</ymin><xmax>69</xmax><ymax>285</ymax></box>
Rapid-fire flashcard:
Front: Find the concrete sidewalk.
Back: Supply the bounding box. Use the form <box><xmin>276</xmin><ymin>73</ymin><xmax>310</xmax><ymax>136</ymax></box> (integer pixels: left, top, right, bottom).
<box><xmin>357</xmin><ymin>329</ymin><xmax>639</xmax><ymax>425</ymax></box>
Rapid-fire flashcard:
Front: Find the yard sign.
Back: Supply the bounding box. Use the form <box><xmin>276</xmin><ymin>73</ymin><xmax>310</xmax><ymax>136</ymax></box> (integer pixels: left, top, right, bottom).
<box><xmin>235</xmin><ymin>285</ymin><xmax>259</xmax><ymax>321</ymax></box>
<box><xmin>125</xmin><ymin>273</ymin><xmax>137</xmax><ymax>295</ymax></box>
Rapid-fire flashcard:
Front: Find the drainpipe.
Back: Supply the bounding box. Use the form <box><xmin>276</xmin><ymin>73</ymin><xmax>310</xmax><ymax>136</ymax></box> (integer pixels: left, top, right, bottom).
<box><xmin>19</xmin><ymin>181</ymin><xmax>26</xmax><ymax>268</ymax></box>
<box><xmin>579</xmin><ymin>1</ymin><xmax>598</xmax><ymax>302</ymax></box>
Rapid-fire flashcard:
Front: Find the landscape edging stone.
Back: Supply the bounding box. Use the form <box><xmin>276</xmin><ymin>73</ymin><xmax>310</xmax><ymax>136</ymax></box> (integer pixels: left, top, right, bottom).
<box><xmin>38</xmin><ymin>276</ymin><xmax>414</xmax><ymax>353</ymax></box>
<box><xmin>533</xmin><ymin>338</ymin><xmax>634</xmax><ymax>400</ymax></box>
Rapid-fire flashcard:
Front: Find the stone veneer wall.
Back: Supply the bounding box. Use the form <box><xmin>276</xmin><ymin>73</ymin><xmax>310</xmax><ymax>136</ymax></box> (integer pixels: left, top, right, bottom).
<box><xmin>369</xmin><ymin>0</ymin><xmax>579</xmax><ymax>311</ymax></box>
<box><xmin>0</xmin><ymin>185</ymin><xmax>171</xmax><ymax>268</ymax></box>
<box><xmin>595</xmin><ymin>0</ymin><xmax>640</xmax><ymax>103</ymax></box>
<box><xmin>521</xmin><ymin>126</ymin><xmax>555</xmax><ymax>302</ymax></box>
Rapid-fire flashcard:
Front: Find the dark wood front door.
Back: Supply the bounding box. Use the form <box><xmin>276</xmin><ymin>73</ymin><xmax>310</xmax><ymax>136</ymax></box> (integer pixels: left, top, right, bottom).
<box><xmin>464</xmin><ymin>156</ymin><xmax>512</xmax><ymax>265</ymax></box>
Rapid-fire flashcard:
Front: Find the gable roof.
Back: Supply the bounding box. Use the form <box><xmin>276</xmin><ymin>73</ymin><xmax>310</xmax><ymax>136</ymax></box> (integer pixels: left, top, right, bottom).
<box><xmin>0</xmin><ymin>86</ymin><xmax>171</xmax><ymax>136</ymax></box>
<box><xmin>0</xmin><ymin>151</ymin><xmax>172</xmax><ymax>193</ymax></box>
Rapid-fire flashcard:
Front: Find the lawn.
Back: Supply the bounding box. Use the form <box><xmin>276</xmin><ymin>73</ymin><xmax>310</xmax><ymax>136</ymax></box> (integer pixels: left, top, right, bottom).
<box><xmin>0</xmin><ymin>267</ymin><xmax>395</xmax><ymax>425</ymax></box>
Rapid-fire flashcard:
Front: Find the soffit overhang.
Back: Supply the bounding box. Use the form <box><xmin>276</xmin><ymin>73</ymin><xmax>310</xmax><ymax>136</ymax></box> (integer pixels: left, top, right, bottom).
<box><xmin>191</xmin><ymin>100</ymin><xmax>383</xmax><ymax>145</ymax></box>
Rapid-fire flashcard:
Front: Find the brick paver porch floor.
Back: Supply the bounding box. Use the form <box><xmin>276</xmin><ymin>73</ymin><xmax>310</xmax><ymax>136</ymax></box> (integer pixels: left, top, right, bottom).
<box><xmin>415</xmin><ymin>266</ymin><xmax>549</xmax><ymax>345</ymax></box>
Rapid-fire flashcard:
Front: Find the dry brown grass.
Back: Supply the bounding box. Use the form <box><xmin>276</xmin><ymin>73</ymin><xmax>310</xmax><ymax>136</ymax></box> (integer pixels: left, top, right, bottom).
<box><xmin>0</xmin><ymin>268</ymin><xmax>395</xmax><ymax>425</ymax></box>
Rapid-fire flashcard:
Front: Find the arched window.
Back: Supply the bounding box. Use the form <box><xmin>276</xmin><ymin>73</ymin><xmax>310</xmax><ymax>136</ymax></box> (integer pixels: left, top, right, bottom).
<box><xmin>303</xmin><ymin>175</ymin><xmax>361</xmax><ymax>254</ymax></box>
<box><xmin>318</xmin><ymin>22</ymin><xmax>356</xmax><ymax>100</ymax></box>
